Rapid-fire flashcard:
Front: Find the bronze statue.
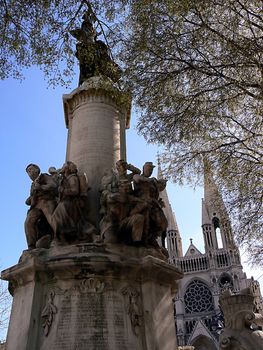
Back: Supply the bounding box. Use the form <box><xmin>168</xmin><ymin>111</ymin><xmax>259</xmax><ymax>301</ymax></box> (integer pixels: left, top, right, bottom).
<box><xmin>24</xmin><ymin>164</ymin><xmax>58</xmax><ymax>249</ymax></box>
<box><xmin>70</xmin><ymin>9</ymin><xmax>121</xmax><ymax>85</ymax></box>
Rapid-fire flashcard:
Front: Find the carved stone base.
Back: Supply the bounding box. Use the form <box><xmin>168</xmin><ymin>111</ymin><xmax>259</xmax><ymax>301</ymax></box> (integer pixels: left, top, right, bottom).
<box><xmin>2</xmin><ymin>244</ymin><xmax>182</xmax><ymax>350</ymax></box>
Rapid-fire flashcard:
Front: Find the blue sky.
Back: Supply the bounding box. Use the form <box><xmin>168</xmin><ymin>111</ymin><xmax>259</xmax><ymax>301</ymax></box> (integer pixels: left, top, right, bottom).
<box><xmin>0</xmin><ymin>67</ymin><xmax>262</xmax><ymax>339</ymax></box>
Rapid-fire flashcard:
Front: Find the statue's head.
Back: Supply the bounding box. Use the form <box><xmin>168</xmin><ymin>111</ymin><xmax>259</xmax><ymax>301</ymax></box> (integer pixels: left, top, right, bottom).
<box><xmin>143</xmin><ymin>162</ymin><xmax>155</xmax><ymax>177</ymax></box>
<box><xmin>48</xmin><ymin>166</ymin><xmax>58</xmax><ymax>175</ymax></box>
<box><xmin>26</xmin><ymin>163</ymin><xmax>40</xmax><ymax>181</ymax></box>
<box><xmin>61</xmin><ymin>161</ymin><xmax>78</xmax><ymax>175</ymax></box>
<box><xmin>116</xmin><ymin>160</ymin><xmax>127</xmax><ymax>175</ymax></box>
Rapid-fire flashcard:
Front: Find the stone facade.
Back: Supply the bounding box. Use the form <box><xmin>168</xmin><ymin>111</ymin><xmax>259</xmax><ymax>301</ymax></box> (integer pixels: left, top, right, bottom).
<box><xmin>162</xmin><ymin>164</ymin><xmax>263</xmax><ymax>350</ymax></box>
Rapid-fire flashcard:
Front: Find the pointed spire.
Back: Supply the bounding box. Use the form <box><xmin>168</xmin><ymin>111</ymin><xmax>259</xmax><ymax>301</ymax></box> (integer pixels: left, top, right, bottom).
<box><xmin>203</xmin><ymin>159</ymin><xmax>228</xmax><ymax>222</ymax></box>
<box><xmin>157</xmin><ymin>156</ymin><xmax>183</xmax><ymax>258</ymax></box>
<box><xmin>202</xmin><ymin>159</ymin><xmax>236</xmax><ymax>251</ymax></box>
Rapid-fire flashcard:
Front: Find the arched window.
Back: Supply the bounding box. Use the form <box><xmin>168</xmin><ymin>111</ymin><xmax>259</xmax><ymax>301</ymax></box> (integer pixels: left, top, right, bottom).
<box><xmin>184</xmin><ymin>280</ymin><xmax>214</xmax><ymax>314</ymax></box>
<box><xmin>212</xmin><ymin>216</ymin><xmax>223</xmax><ymax>248</ymax></box>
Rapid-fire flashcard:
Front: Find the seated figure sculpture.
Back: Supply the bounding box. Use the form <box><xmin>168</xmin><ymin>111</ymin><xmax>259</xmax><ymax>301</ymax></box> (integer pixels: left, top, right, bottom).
<box><xmin>24</xmin><ymin>164</ymin><xmax>58</xmax><ymax>249</ymax></box>
<box><xmin>52</xmin><ymin>161</ymin><xmax>97</xmax><ymax>244</ymax></box>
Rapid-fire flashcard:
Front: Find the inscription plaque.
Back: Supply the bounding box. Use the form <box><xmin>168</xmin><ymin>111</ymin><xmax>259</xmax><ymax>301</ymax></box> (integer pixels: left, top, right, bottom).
<box><xmin>40</xmin><ymin>285</ymin><xmax>134</xmax><ymax>350</ymax></box>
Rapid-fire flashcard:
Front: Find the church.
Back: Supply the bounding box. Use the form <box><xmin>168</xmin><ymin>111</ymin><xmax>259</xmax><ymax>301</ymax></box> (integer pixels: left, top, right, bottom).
<box><xmin>159</xmin><ymin>163</ymin><xmax>263</xmax><ymax>350</ymax></box>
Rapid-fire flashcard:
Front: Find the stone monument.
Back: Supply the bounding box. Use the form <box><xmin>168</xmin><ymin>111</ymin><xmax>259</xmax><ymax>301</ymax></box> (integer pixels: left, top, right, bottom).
<box><xmin>1</xmin><ymin>8</ymin><xmax>183</xmax><ymax>350</ymax></box>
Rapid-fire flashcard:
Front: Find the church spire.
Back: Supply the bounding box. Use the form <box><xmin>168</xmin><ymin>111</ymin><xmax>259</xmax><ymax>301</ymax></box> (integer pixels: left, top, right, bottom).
<box><xmin>157</xmin><ymin>157</ymin><xmax>183</xmax><ymax>258</ymax></box>
<box><xmin>202</xmin><ymin>160</ymin><xmax>236</xmax><ymax>251</ymax></box>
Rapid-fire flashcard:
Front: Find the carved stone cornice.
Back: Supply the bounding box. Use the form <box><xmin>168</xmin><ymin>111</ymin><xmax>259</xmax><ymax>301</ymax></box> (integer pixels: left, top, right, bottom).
<box><xmin>1</xmin><ymin>243</ymin><xmax>183</xmax><ymax>295</ymax></box>
<box><xmin>63</xmin><ymin>76</ymin><xmax>131</xmax><ymax>128</ymax></box>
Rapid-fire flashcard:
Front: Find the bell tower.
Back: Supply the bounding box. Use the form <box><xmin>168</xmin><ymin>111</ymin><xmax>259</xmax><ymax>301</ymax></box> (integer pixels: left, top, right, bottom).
<box><xmin>202</xmin><ymin>161</ymin><xmax>236</xmax><ymax>252</ymax></box>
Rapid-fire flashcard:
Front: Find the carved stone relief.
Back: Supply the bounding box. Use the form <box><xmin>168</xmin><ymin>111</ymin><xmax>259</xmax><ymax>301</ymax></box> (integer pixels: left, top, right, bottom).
<box><xmin>122</xmin><ymin>286</ymin><xmax>142</xmax><ymax>336</ymax></box>
<box><xmin>41</xmin><ymin>291</ymin><xmax>58</xmax><ymax>336</ymax></box>
<box><xmin>74</xmin><ymin>278</ymin><xmax>105</xmax><ymax>294</ymax></box>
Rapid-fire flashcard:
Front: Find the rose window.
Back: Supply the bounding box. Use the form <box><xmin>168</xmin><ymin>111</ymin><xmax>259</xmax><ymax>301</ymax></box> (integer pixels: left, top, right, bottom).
<box><xmin>184</xmin><ymin>280</ymin><xmax>214</xmax><ymax>314</ymax></box>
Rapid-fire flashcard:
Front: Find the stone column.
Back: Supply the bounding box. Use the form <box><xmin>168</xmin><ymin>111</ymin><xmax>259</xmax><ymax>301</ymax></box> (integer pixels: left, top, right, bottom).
<box><xmin>63</xmin><ymin>77</ymin><xmax>131</xmax><ymax>226</ymax></box>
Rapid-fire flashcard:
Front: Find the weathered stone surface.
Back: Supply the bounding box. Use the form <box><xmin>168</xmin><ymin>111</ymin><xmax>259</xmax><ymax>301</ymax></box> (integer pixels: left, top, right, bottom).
<box><xmin>24</xmin><ymin>161</ymin><xmax>98</xmax><ymax>248</ymax></box>
<box><xmin>2</xmin><ymin>244</ymin><xmax>182</xmax><ymax>350</ymax></box>
<box><xmin>51</xmin><ymin>161</ymin><xmax>97</xmax><ymax>244</ymax></box>
<box><xmin>63</xmin><ymin>77</ymin><xmax>131</xmax><ymax>226</ymax></box>
<box><xmin>100</xmin><ymin>160</ymin><xmax>168</xmax><ymax>249</ymax></box>
<box><xmin>219</xmin><ymin>288</ymin><xmax>263</xmax><ymax>350</ymax></box>
<box><xmin>24</xmin><ymin>163</ymin><xmax>57</xmax><ymax>250</ymax></box>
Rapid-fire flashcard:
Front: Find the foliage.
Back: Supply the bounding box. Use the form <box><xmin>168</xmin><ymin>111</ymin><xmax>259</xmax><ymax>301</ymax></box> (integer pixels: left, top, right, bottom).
<box><xmin>0</xmin><ymin>0</ymin><xmax>262</xmax><ymax>262</ymax></box>
<box><xmin>105</xmin><ymin>0</ymin><xmax>263</xmax><ymax>263</ymax></box>
<box><xmin>0</xmin><ymin>0</ymin><xmax>84</xmax><ymax>85</ymax></box>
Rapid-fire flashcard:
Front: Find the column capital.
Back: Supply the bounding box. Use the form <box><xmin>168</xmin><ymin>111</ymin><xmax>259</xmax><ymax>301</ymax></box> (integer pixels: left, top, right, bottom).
<box><xmin>63</xmin><ymin>76</ymin><xmax>131</xmax><ymax>128</ymax></box>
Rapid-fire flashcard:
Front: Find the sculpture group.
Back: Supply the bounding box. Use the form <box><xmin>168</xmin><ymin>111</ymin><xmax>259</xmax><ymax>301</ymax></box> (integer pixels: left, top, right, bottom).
<box><xmin>25</xmin><ymin>162</ymin><xmax>97</xmax><ymax>249</ymax></box>
<box><xmin>25</xmin><ymin>160</ymin><xmax>168</xmax><ymax>250</ymax></box>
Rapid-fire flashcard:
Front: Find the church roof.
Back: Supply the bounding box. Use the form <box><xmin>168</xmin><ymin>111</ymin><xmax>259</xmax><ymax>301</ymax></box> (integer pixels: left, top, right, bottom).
<box><xmin>184</xmin><ymin>240</ymin><xmax>203</xmax><ymax>257</ymax></box>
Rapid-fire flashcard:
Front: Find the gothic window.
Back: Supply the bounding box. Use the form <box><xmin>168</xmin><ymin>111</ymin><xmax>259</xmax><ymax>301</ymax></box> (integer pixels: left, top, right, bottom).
<box><xmin>212</xmin><ymin>216</ymin><xmax>223</xmax><ymax>248</ymax></box>
<box><xmin>184</xmin><ymin>280</ymin><xmax>214</xmax><ymax>314</ymax></box>
<box><xmin>212</xmin><ymin>215</ymin><xmax>220</xmax><ymax>229</ymax></box>
<box><xmin>185</xmin><ymin>320</ymin><xmax>196</xmax><ymax>334</ymax></box>
<box><xmin>216</xmin><ymin>227</ymin><xmax>223</xmax><ymax>248</ymax></box>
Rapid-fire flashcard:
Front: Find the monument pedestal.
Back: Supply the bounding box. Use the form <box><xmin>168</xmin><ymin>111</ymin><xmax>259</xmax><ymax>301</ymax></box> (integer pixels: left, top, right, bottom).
<box><xmin>2</xmin><ymin>244</ymin><xmax>182</xmax><ymax>350</ymax></box>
